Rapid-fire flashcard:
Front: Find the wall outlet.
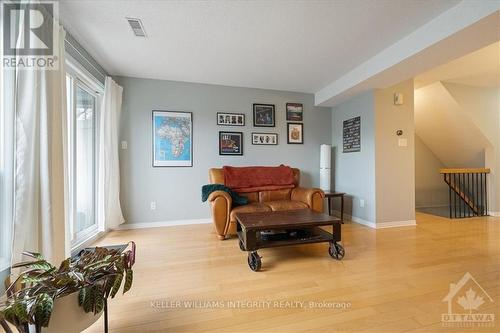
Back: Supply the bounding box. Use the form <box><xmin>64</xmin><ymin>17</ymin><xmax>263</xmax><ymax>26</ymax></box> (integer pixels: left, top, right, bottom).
<box><xmin>150</xmin><ymin>201</ymin><xmax>156</xmax><ymax>210</ymax></box>
<box><xmin>121</xmin><ymin>141</ymin><xmax>128</xmax><ymax>149</ymax></box>
<box><xmin>360</xmin><ymin>199</ymin><xmax>365</xmax><ymax>208</ymax></box>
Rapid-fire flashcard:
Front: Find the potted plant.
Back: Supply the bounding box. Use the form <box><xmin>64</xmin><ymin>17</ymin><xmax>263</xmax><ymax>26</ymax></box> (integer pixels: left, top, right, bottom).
<box><xmin>0</xmin><ymin>242</ymin><xmax>136</xmax><ymax>333</ymax></box>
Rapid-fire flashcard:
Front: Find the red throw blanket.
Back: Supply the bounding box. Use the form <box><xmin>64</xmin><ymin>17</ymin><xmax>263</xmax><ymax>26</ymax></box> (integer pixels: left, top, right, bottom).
<box><xmin>223</xmin><ymin>165</ymin><xmax>296</xmax><ymax>193</ymax></box>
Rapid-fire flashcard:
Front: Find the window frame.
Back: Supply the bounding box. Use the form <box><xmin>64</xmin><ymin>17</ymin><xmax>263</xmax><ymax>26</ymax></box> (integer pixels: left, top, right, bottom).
<box><xmin>65</xmin><ymin>56</ymin><xmax>104</xmax><ymax>250</ymax></box>
<box><xmin>0</xmin><ymin>22</ymin><xmax>15</xmax><ymax>271</ymax></box>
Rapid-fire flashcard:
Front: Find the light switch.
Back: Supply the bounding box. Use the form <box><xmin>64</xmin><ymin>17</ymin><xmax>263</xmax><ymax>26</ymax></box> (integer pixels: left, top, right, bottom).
<box><xmin>398</xmin><ymin>138</ymin><xmax>408</xmax><ymax>147</ymax></box>
<box><xmin>121</xmin><ymin>141</ymin><xmax>128</xmax><ymax>149</ymax></box>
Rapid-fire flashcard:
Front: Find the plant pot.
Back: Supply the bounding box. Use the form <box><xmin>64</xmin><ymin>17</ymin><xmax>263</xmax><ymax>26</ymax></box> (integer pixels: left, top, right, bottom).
<box><xmin>44</xmin><ymin>292</ymin><xmax>103</xmax><ymax>333</ymax></box>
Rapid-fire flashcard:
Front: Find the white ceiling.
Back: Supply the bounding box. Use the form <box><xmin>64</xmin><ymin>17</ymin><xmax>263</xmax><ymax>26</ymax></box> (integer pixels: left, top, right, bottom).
<box><xmin>415</xmin><ymin>41</ymin><xmax>500</xmax><ymax>89</ymax></box>
<box><xmin>58</xmin><ymin>0</ymin><xmax>460</xmax><ymax>93</ymax></box>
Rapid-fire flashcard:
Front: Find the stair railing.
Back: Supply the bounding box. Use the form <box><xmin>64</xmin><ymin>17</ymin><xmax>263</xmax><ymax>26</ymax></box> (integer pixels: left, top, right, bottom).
<box><xmin>440</xmin><ymin>168</ymin><xmax>490</xmax><ymax>218</ymax></box>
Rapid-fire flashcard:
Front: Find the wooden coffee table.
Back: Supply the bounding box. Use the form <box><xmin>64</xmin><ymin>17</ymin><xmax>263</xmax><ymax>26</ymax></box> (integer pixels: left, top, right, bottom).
<box><xmin>235</xmin><ymin>209</ymin><xmax>344</xmax><ymax>271</ymax></box>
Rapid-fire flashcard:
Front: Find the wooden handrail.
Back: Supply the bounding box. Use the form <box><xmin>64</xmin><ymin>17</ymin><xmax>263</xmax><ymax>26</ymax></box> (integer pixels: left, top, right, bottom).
<box><xmin>440</xmin><ymin>168</ymin><xmax>490</xmax><ymax>174</ymax></box>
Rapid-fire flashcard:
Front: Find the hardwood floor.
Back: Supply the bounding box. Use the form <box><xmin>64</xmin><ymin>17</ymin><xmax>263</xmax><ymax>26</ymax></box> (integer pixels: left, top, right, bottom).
<box><xmin>84</xmin><ymin>212</ymin><xmax>500</xmax><ymax>333</ymax></box>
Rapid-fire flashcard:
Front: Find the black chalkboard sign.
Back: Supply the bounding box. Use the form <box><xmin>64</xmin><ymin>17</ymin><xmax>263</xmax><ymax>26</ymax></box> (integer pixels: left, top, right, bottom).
<box><xmin>343</xmin><ymin>116</ymin><xmax>361</xmax><ymax>153</ymax></box>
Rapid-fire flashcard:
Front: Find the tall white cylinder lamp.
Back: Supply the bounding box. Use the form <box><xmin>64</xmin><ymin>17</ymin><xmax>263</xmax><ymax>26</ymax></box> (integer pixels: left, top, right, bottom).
<box><xmin>320</xmin><ymin>144</ymin><xmax>331</xmax><ymax>192</ymax></box>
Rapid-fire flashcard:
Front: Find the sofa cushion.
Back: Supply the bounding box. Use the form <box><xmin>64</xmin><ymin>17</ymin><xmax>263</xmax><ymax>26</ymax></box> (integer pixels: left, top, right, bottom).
<box><xmin>265</xmin><ymin>200</ymin><xmax>308</xmax><ymax>211</ymax></box>
<box><xmin>230</xmin><ymin>203</ymin><xmax>272</xmax><ymax>222</ymax></box>
<box><xmin>259</xmin><ymin>189</ymin><xmax>292</xmax><ymax>202</ymax></box>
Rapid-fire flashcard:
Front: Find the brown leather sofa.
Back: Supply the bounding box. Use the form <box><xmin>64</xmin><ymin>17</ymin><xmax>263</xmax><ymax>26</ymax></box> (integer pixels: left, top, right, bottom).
<box><xmin>208</xmin><ymin>167</ymin><xmax>325</xmax><ymax>239</ymax></box>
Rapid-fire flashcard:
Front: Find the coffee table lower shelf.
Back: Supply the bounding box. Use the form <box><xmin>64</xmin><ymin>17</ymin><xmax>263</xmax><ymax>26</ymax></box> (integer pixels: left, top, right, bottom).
<box><xmin>237</xmin><ymin>226</ymin><xmax>344</xmax><ymax>271</ymax></box>
<box><xmin>237</xmin><ymin>227</ymin><xmax>335</xmax><ymax>249</ymax></box>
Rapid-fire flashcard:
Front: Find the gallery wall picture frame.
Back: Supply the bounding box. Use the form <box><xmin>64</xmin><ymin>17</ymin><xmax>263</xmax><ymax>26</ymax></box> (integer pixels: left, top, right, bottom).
<box><xmin>253</xmin><ymin>103</ymin><xmax>275</xmax><ymax>127</ymax></box>
<box><xmin>343</xmin><ymin>116</ymin><xmax>361</xmax><ymax>153</ymax></box>
<box><xmin>219</xmin><ymin>131</ymin><xmax>243</xmax><ymax>155</ymax></box>
<box><xmin>286</xmin><ymin>103</ymin><xmax>303</xmax><ymax>121</ymax></box>
<box><xmin>287</xmin><ymin>122</ymin><xmax>304</xmax><ymax>144</ymax></box>
<box><xmin>217</xmin><ymin>112</ymin><xmax>245</xmax><ymax>126</ymax></box>
<box><xmin>152</xmin><ymin>110</ymin><xmax>193</xmax><ymax>167</ymax></box>
<box><xmin>252</xmin><ymin>132</ymin><xmax>278</xmax><ymax>145</ymax></box>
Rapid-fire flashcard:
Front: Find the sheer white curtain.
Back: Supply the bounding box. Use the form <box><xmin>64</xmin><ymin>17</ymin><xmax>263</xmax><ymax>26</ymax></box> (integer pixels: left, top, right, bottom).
<box><xmin>11</xmin><ymin>24</ymin><xmax>70</xmax><ymax>265</ymax></box>
<box><xmin>98</xmin><ymin>77</ymin><xmax>125</xmax><ymax>230</ymax></box>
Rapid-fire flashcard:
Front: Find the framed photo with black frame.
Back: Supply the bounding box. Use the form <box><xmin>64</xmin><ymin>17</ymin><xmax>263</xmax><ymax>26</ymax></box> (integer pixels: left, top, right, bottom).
<box><xmin>152</xmin><ymin>110</ymin><xmax>193</xmax><ymax>167</ymax></box>
<box><xmin>286</xmin><ymin>103</ymin><xmax>303</xmax><ymax>121</ymax></box>
<box><xmin>343</xmin><ymin>116</ymin><xmax>361</xmax><ymax>153</ymax></box>
<box><xmin>287</xmin><ymin>123</ymin><xmax>304</xmax><ymax>144</ymax></box>
<box><xmin>219</xmin><ymin>131</ymin><xmax>243</xmax><ymax>155</ymax></box>
<box><xmin>253</xmin><ymin>103</ymin><xmax>275</xmax><ymax>127</ymax></box>
<box><xmin>217</xmin><ymin>112</ymin><xmax>245</xmax><ymax>126</ymax></box>
<box><xmin>252</xmin><ymin>132</ymin><xmax>278</xmax><ymax>145</ymax></box>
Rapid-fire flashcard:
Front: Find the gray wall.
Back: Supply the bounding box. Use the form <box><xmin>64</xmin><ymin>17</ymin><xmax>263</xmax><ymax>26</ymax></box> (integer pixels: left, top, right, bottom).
<box><xmin>331</xmin><ymin>92</ymin><xmax>376</xmax><ymax>223</ymax></box>
<box><xmin>415</xmin><ymin>135</ymin><xmax>448</xmax><ymax>208</ymax></box>
<box><xmin>116</xmin><ymin>76</ymin><xmax>331</xmax><ymax>224</ymax></box>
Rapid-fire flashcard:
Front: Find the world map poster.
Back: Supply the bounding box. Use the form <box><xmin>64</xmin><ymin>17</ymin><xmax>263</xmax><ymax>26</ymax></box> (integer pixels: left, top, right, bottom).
<box><xmin>153</xmin><ymin>111</ymin><xmax>193</xmax><ymax>167</ymax></box>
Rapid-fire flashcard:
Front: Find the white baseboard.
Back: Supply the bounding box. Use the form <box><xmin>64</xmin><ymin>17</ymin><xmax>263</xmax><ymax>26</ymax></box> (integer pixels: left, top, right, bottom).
<box><xmin>350</xmin><ymin>215</ymin><xmax>377</xmax><ymax>229</ymax></box>
<box><xmin>117</xmin><ymin>211</ymin><xmax>419</xmax><ymax>231</ymax></box>
<box><xmin>488</xmin><ymin>211</ymin><xmax>500</xmax><ymax>217</ymax></box>
<box><xmin>115</xmin><ymin>218</ymin><xmax>212</xmax><ymax>230</ymax></box>
<box><xmin>332</xmin><ymin>210</ymin><xmax>416</xmax><ymax>229</ymax></box>
<box><xmin>415</xmin><ymin>205</ymin><xmax>448</xmax><ymax>209</ymax></box>
<box><xmin>331</xmin><ymin>210</ymin><xmax>376</xmax><ymax>228</ymax></box>
<box><xmin>376</xmin><ymin>220</ymin><xmax>417</xmax><ymax>228</ymax></box>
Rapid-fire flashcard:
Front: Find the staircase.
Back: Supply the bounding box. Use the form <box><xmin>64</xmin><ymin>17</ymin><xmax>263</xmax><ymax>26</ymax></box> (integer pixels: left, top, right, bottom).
<box><xmin>440</xmin><ymin>168</ymin><xmax>490</xmax><ymax>218</ymax></box>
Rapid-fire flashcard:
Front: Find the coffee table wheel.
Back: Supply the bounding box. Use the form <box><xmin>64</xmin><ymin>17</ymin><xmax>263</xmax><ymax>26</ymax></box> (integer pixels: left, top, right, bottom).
<box><xmin>329</xmin><ymin>242</ymin><xmax>345</xmax><ymax>260</ymax></box>
<box><xmin>247</xmin><ymin>251</ymin><xmax>261</xmax><ymax>271</ymax></box>
<box><xmin>239</xmin><ymin>239</ymin><xmax>245</xmax><ymax>251</ymax></box>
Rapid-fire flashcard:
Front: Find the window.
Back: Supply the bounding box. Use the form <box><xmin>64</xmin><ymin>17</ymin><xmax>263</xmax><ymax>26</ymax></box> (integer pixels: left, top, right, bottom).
<box><xmin>66</xmin><ymin>59</ymin><xmax>103</xmax><ymax>249</ymax></box>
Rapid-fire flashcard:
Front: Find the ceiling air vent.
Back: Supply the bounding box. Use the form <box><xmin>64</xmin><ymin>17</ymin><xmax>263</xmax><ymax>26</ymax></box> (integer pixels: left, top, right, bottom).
<box><xmin>126</xmin><ymin>17</ymin><xmax>147</xmax><ymax>37</ymax></box>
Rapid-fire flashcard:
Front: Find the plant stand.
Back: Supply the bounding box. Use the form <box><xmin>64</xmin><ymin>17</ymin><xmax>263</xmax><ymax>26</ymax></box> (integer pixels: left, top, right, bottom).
<box><xmin>104</xmin><ymin>298</ymin><xmax>109</xmax><ymax>333</ymax></box>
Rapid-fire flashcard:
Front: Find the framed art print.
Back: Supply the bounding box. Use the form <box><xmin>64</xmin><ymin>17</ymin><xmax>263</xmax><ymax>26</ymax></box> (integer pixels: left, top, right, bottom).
<box><xmin>217</xmin><ymin>112</ymin><xmax>245</xmax><ymax>126</ymax></box>
<box><xmin>343</xmin><ymin>116</ymin><xmax>361</xmax><ymax>153</ymax></box>
<box><xmin>219</xmin><ymin>131</ymin><xmax>243</xmax><ymax>155</ymax></box>
<box><xmin>152</xmin><ymin>110</ymin><xmax>193</xmax><ymax>167</ymax></box>
<box><xmin>252</xmin><ymin>132</ymin><xmax>278</xmax><ymax>145</ymax></box>
<box><xmin>287</xmin><ymin>123</ymin><xmax>303</xmax><ymax>144</ymax></box>
<box><xmin>253</xmin><ymin>103</ymin><xmax>275</xmax><ymax>127</ymax></box>
<box><xmin>286</xmin><ymin>103</ymin><xmax>303</xmax><ymax>121</ymax></box>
